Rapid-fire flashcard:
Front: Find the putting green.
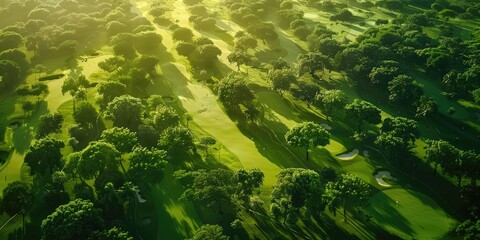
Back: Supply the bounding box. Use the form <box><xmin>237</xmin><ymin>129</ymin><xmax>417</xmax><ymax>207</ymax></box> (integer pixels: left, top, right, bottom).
<box><xmin>366</xmin><ymin>189</ymin><xmax>456</xmax><ymax>240</ymax></box>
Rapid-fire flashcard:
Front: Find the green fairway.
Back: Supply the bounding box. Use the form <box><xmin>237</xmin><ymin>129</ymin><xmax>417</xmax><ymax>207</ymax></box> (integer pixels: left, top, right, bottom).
<box><xmin>366</xmin><ymin>188</ymin><xmax>456</xmax><ymax>240</ymax></box>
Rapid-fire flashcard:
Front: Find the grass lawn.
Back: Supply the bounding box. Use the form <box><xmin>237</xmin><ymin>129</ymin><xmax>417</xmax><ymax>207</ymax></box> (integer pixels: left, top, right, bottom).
<box><xmin>366</xmin><ymin>188</ymin><xmax>457</xmax><ymax>240</ymax></box>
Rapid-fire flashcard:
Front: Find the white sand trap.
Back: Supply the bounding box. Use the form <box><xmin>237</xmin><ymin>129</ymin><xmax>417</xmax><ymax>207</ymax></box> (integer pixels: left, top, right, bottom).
<box><xmin>320</xmin><ymin>123</ymin><xmax>332</xmax><ymax>130</ymax></box>
<box><xmin>336</xmin><ymin>149</ymin><xmax>358</xmax><ymax>160</ymax></box>
<box><xmin>375</xmin><ymin>171</ymin><xmax>396</xmax><ymax>187</ymax></box>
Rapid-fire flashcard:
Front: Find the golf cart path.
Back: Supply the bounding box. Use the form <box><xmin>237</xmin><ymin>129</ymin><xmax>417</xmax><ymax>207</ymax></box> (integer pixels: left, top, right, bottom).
<box><xmin>162</xmin><ymin>63</ymin><xmax>281</xmax><ymax>186</ymax></box>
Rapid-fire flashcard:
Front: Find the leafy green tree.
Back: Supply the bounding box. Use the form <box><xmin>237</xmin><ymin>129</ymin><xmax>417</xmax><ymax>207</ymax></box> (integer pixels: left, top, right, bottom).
<box><xmin>79</xmin><ymin>141</ymin><xmax>123</xmax><ymax>180</ymax></box>
<box><xmin>216</xmin><ymin>74</ymin><xmax>255</xmax><ymax>110</ymax></box>
<box><xmin>325</xmin><ymin>173</ymin><xmax>370</xmax><ymax>222</ymax></box>
<box><xmin>462</xmin><ymin>150</ymin><xmax>480</xmax><ymax>188</ymax></box>
<box><xmin>134</xmin><ymin>31</ymin><xmax>163</xmax><ymax>53</ymax></box>
<box><xmin>0</xmin><ymin>31</ymin><xmax>23</xmax><ymax>52</ymax></box>
<box><xmin>127</xmin><ymin>147</ymin><xmax>167</xmax><ymax>188</ymax></box>
<box><xmin>172</xmin><ymin>27</ymin><xmax>194</xmax><ymax>42</ymax></box>
<box><xmin>134</xmin><ymin>55</ymin><xmax>160</xmax><ymax>76</ymax></box>
<box><xmin>191</xmin><ymin>44</ymin><xmax>222</xmax><ymax>67</ymax></box>
<box><xmin>88</xmin><ymin>227</ymin><xmax>133</xmax><ymax>240</ymax></box>
<box><xmin>297</xmin><ymin>52</ymin><xmax>330</xmax><ymax>78</ymax></box>
<box><xmin>0</xmin><ymin>181</ymin><xmax>33</xmax><ymax>238</ymax></box>
<box><xmin>457</xmin><ymin>219</ymin><xmax>480</xmax><ymax>240</ymax></box>
<box><xmin>176</xmin><ymin>42</ymin><xmax>197</xmax><ymax>57</ymax></box>
<box><xmin>98</xmin><ymin>56</ymin><xmax>126</xmax><ymax>73</ymax></box>
<box><xmin>234</xmin><ymin>34</ymin><xmax>257</xmax><ymax>51</ymax></box>
<box><xmin>290</xmin><ymin>81</ymin><xmax>320</xmax><ymax>107</ymax></box>
<box><xmin>97</xmin><ymin>81</ymin><xmax>127</xmax><ymax>109</ymax></box>
<box><xmin>152</xmin><ymin>106</ymin><xmax>180</xmax><ymax>132</ymax></box>
<box><xmin>24</xmin><ymin>138</ymin><xmax>64</xmax><ymax>175</ymax></box>
<box><xmin>176</xmin><ymin>169</ymin><xmax>236</xmax><ymax>214</ymax></box>
<box><xmin>270</xmin><ymin>168</ymin><xmax>323</xmax><ymax>224</ymax></box>
<box><xmin>381</xmin><ymin>117</ymin><xmax>419</xmax><ymax>143</ymax></box>
<box><xmin>37</xmin><ymin>113</ymin><xmax>64</xmax><ymax>138</ymax></box>
<box><xmin>415</xmin><ymin>96</ymin><xmax>438</xmax><ymax>119</ymax></box>
<box><xmin>314</xmin><ymin>89</ymin><xmax>348</xmax><ymax>118</ymax></box>
<box><xmin>345</xmin><ymin>99</ymin><xmax>382</xmax><ymax>130</ymax></box>
<box><xmin>62</xmin><ymin>69</ymin><xmax>90</xmax><ymax>114</ymax></box>
<box><xmin>368</xmin><ymin>65</ymin><xmax>400</xmax><ymax>86</ymax></box>
<box><xmin>96</xmin><ymin>183</ymin><xmax>124</xmax><ymax>222</ymax></box>
<box><xmin>424</xmin><ymin>139</ymin><xmax>459</xmax><ymax>176</ymax></box>
<box><xmin>200</xmin><ymin>136</ymin><xmax>216</xmax><ymax>155</ymax></box>
<box><xmin>190</xmin><ymin>224</ymin><xmax>229</xmax><ymax>240</ymax></box>
<box><xmin>234</xmin><ymin>168</ymin><xmax>264</xmax><ymax>205</ymax></box>
<box><xmin>472</xmin><ymin>88</ymin><xmax>480</xmax><ymax>103</ymax></box>
<box><xmin>74</xmin><ymin>101</ymin><xmax>98</xmax><ymax>128</ymax></box>
<box><xmin>101</xmin><ymin>127</ymin><xmax>138</xmax><ymax>154</ymax></box>
<box><xmin>247</xmin><ymin>22</ymin><xmax>278</xmax><ymax>43</ymax></box>
<box><xmin>0</xmin><ymin>60</ymin><xmax>21</xmax><ymax>92</ymax></box>
<box><xmin>41</xmin><ymin>199</ymin><xmax>104</xmax><ymax>240</ymax></box>
<box><xmin>227</xmin><ymin>51</ymin><xmax>250</xmax><ymax>71</ymax></box>
<box><xmin>388</xmin><ymin>74</ymin><xmax>422</xmax><ymax>104</ymax></box>
<box><xmin>374</xmin><ymin>132</ymin><xmax>409</xmax><ymax>161</ymax></box>
<box><xmin>21</xmin><ymin>101</ymin><xmax>35</xmax><ymax>116</ymax></box>
<box><xmin>30</xmin><ymin>82</ymin><xmax>49</xmax><ymax>103</ymax></box>
<box><xmin>285</xmin><ymin>122</ymin><xmax>330</xmax><ymax>161</ymax></box>
<box><xmin>105</xmin><ymin>95</ymin><xmax>144</xmax><ymax>131</ymax></box>
<box><xmin>158</xmin><ymin>126</ymin><xmax>196</xmax><ymax>156</ymax></box>
<box><xmin>269</xmin><ymin>69</ymin><xmax>296</xmax><ymax>96</ymax></box>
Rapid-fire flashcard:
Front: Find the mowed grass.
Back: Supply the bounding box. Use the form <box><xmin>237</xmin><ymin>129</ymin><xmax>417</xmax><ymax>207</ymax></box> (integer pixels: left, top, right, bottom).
<box><xmin>366</xmin><ymin>188</ymin><xmax>456</xmax><ymax>240</ymax></box>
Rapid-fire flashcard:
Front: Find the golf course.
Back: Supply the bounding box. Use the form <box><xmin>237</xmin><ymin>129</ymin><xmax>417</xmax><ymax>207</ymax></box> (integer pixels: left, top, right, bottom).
<box><xmin>0</xmin><ymin>0</ymin><xmax>479</xmax><ymax>239</ymax></box>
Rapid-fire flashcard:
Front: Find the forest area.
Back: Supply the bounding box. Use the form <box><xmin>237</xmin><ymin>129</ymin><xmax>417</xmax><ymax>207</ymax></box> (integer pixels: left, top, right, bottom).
<box><xmin>0</xmin><ymin>0</ymin><xmax>480</xmax><ymax>239</ymax></box>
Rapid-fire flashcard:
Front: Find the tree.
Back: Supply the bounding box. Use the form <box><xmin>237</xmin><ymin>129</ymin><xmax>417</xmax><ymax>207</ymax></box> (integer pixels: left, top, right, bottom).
<box><xmin>368</xmin><ymin>65</ymin><xmax>400</xmax><ymax>86</ymax></box>
<box><xmin>88</xmin><ymin>227</ymin><xmax>133</xmax><ymax>240</ymax></box>
<box><xmin>314</xmin><ymin>89</ymin><xmax>348</xmax><ymax>117</ymax></box>
<box><xmin>285</xmin><ymin>122</ymin><xmax>330</xmax><ymax>161</ymax></box>
<box><xmin>200</xmin><ymin>136</ymin><xmax>216</xmax><ymax>155</ymax></box>
<box><xmin>374</xmin><ymin>132</ymin><xmax>409</xmax><ymax>161</ymax></box>
<box><xmin>134</xmin><ymin>55</ymin><xmax>160</xmax><ymax>76</ymax></box>
<box><xmin>247</xmin><ymin>22</ymin><xmax>278</xmax><ymax>43</ymax></box>
<box><xmin>424</xmin><ymin>140</ymin><xmax>459</xmax><ymax>176</ymax></box>
<box><xmin>290</xmin><ymin>81</ymin><xmax>320</xmax><ymax>107</ymax></box>
<box><xmin>176</xmin><ymin>169</ymin><xmax>236</xmax><ymax>214</ymax></box>
<box><xmin>158</xmin><ymin>126</ymin><xmax>196</xmax><ymax>156</ymax></box>
<box><xmin>462</xmin><ymin>150</ymin><xmax>480</xmax><ymax>188</ymax></box>
<box><xmin>127</xmin><ymin>147</ymin><xmax>167</xmax><ymax>188</ymax></box>
<box><xmin>176</xmin><ymin>42</ymin><xmax>197</xmax><ymax>57</ymax></box>
<box><xmin>41</xmin><ymin>199</ymin><xmax>104</xmax><ymax>240</ymax></box>
<box><xmin>62</xmin><ymin>69</ymin><xmax>90</xmax><ymax>114</ymax></box>
<box><xmin>24</xmin><ymin>138</ymin><xmax>64</xmax><ymax>175</ymax></box>
<box><xmin>21</xmin><ymin>101</ymin><xmax>35</xmax><ymax>116</ymax></box>
<box><xmin>100</xmin><ymin>127</ymin><xmax>138</xmax><ymax>154</ymax></box>
<box><xmin>297</xmin><ymin>52</ymin><xmax>330</xmax><ymax>78</ymax></box>
<box><xmin>216</xmin><ymin>74</ymin><xmax>255</xmax><ymax>110</ymax></box>
<box><xmin>152</xmin><ymin>106</ymin><xmax>180</xmax><ymax>132</ymax></box>
<box><xmin>269</xmin><ymin>69</ymin><xmax>296</xmax><ymax>96</ymax></box>
<box><xmin>234</xmin><ymin>168</ymin><xmax>264</xmax><ymax>205</ymax></box>
<box><xmin>191</xmin><ymin>44</ymin><xmax>222</xmax><ymax>67</ymax></box>
<box><xmin>30</xmin><ymin>82</ymin><xmax>49</xmax><ymax>103</ymax></box>
<box><xmin>79</xmin><ymin>141</ymin><xmax>123</xmax><ymax>180</ymax></box>
<box><xmin>74</xmin><ymin>101</ymin><xmax>98</xmax><ymax>128</ymax></box>
<box><xmin>97</xmin><ymin>81</ymin><xmax>127</xmax><ymax>109</ymax></box>
<box><xmin>388</xmin><ymin>75</ymin><xmax>422</xmax><ymax>104</ymax></box>
<box><xmin>234</xmin><ymin>34</ymin><xmax>257</xmax><ymax>51</ymax></box>
<box><xmin>227</xmin><ymin>51</ymin><xmax>251</xmax><ymax>71</ymax></box>
<box><xmin>190</xmin><ymin>224</ymin><xmax>229</xmax><ymax>240</ymax></box>
<box><xmin>105</xmin><ymin>95</ymin><xmax>144</xmax><ymax>131</ymax></box>
<box><xmin>172</xmin><ymin>27</ymin><xmax>194</xmax><ymax>42</ymax></box>
<box><xmin>345</xmin><ymin>99</ymin><xmax>382</xmax><ymax>130</ymax></box>
<box><xmin>0</xmin><ymin>60</ymin><xmax>21</xmax><ymax>91</ymax></box>
<box><xmin>270</xmin><ymin>168</ymin><xmax>323</xmax><ymax>225</ymax></box>
<box><xmin>96</xmin><ymin>183</ymin><xmax>124</xmax><ymax>222</ymax></box>
<box><xmin>457</xmin><ymin>219</ymin><xmax>480</xmax><ymax>240</ymax></box>
<box><xmin>415</xmin><ymin>96</ymin><xmax>438</xmax><ymax>119</ymax></box>
<box><xmin>0</xmin><ymin>181</ymin><xmax>33</xmax><ymax>238</ymax></box>
<box><xmin>37</xmin><ymin>113</ymin><xmax>64</xmax><ymax>137</ymax></box>
<box><xmin>381</xmin><ymin>117</ymin><xmax>419</xmax><ymax>143</ymax></box>
<box><xmin>325</xmin><ymin>173</ymin><xmax>370</xmax><ymax>222</ymax></box>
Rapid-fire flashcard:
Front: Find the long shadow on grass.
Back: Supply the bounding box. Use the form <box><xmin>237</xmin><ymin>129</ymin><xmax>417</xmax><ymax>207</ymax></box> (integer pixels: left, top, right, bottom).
<box><xmin>366</xmin><ymin>190</ymin><xmax>415</xmax><ymax>237</ymax></box>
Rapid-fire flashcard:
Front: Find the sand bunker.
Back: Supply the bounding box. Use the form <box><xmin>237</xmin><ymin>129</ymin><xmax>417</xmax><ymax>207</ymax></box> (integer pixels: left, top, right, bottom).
<box><xmin>336</xmin><ymin>149</ymin><xmax>359</xmax><ymax>160</ymax></box>
<box><xmin>375</xmin><ymin>171</ymin><xmax>396</xmax><ymax>187</ymax></box>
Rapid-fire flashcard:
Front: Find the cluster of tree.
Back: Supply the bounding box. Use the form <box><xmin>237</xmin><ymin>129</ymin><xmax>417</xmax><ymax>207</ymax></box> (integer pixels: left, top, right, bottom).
<box><xmin>174</xmin><ymin>30</ymin><xmax>222</xmax><ymax>68</ymax></box>
<box><xmin>187</xmin><ymin>4</ymin><xmax>216</xmax><ymax>31</ymax></box>
<box><xmin>175</xmin><ymin>168</ymin><xmax>264</xmax><ymax>214</ymax></box>
<box><xmin>227</xmin><ymin>31</ymin><xmax>257</xmax><ymax>71</ymax></box>
<box><xmin>225</xmin><ymin>0</ymin><xmax>279</xmax><ymax>43</ymax></box>
<box><xmin>271</xmin><ymin>168</ymin><xmax>371</xmax><ymax>225</ymax></box>
<box><xmin>0</xmin><ymin>31</ymin><xmax>29</xmax><ymax>92</ymax></box>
